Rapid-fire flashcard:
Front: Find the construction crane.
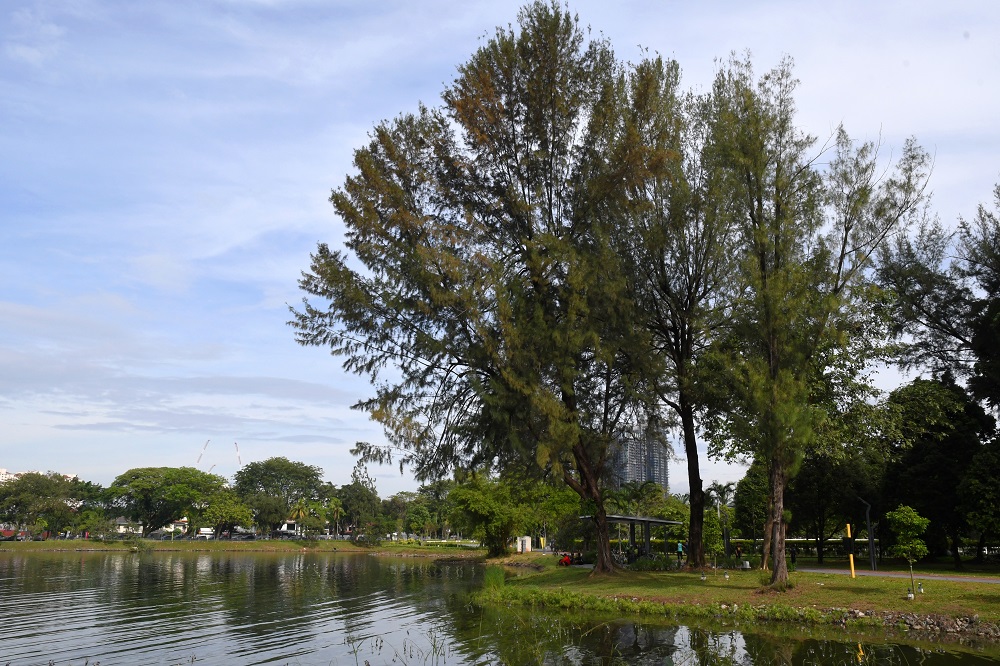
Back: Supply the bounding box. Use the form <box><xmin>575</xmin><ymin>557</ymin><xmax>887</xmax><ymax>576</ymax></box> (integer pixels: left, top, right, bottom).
<box><xmin>196</xmin><ymin>440</ymin><xmax>210</xmax><ymax>464</ymax></box>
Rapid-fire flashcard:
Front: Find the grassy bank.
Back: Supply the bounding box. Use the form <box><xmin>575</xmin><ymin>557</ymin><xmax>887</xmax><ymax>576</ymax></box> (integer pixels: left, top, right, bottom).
<box><xmin>480</xmin><ymin>553</ymin><xmax>1000</xmax><ymax>639</ymax></box>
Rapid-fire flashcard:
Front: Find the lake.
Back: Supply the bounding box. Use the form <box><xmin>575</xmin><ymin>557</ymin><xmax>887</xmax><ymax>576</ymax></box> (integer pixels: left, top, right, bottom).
<box><xmin>1</xmin><ymin>550</ymin><xmax>998</xmax><ymax>665</ymax></box>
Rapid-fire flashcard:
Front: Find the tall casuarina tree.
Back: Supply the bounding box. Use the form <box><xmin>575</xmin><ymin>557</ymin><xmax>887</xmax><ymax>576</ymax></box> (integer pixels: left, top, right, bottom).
<box><xmin>704</xmin><ymin>55</ymin><xmax>931</xmax><ymax>586</ymax></box>
<box><xmin>291</xmin><ymin>2</ymin><xmax>667</xmax><ymax>573</ymax></box>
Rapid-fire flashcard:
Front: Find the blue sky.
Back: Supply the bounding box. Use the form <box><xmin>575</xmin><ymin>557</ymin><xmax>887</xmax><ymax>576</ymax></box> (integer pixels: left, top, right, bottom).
<box><xmin>2</xmin><ymin>0</ymin><xmax>998</xmax><ymax>496</ymax></box>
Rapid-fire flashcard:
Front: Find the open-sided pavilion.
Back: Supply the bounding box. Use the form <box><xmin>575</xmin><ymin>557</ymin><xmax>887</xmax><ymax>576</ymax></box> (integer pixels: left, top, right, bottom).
<box><xmin>581</xmin><ymin>514</ymin><xmax>683</xmax><ymax>560</ymax></box>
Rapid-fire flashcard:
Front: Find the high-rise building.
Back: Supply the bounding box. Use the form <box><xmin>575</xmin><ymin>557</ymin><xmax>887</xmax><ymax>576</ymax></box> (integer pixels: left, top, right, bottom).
<box><xmin>608</xmin><ymin>435</ymin><xmax>670</xmax><ymax>492</ymax></box>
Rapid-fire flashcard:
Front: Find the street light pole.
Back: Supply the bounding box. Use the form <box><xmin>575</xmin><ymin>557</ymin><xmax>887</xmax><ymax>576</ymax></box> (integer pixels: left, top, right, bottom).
<box><xmin>858</xmin><ymin>497</ymin><xmax>877</xmax><ymax>571</ymax></box>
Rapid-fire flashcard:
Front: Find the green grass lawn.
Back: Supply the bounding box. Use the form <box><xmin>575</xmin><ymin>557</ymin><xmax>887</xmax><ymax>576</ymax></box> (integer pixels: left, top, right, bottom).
<box><xmin>490</xmin><ymin>552</ymin><xmax>1000</xmax><ymax>626</ymax></box>
<box><xmin>797</xmin><ymin>554</ymin><xmax>1000</xmax><ymax>578</ymax></box>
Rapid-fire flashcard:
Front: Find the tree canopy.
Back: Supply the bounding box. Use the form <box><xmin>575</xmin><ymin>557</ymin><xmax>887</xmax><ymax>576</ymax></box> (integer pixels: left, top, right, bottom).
<box><xmin>879</xmin><ymin>183</ymin><xmax>1000</xmax><ymax>408</ymax></box>
<box><xmin>292</xmin><ymin>1</ymin><xmax>671</xmax><ymax>572</ymax></box>
<box><xmin>233</xmin><ymin>456</ymin><xmax>325</xmax><ymax>532</ymax></box>
<box><xmin>109</xmin><ymin>467</ymin><xmax>226</xmax><ymax>536</ymax></box>
<box><xmin>292</xmin><ymin>3</ymin><xmax>933</xmax><ymax>578</ymax></box>
<box><xmin>0</xmin><ymin>472</ymin><xmax>81</xmax><ymax>536</ymax></box>
<box><xmin>701</xmin><ymin>55</ymin><xmax>930</xmax><ymax>585</ymax></box>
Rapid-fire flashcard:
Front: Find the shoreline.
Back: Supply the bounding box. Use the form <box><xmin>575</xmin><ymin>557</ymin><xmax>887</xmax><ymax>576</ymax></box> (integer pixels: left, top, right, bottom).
<box><xmin>6</xmin><ymin>542</ymin><xmax>1000</xmax><ymax>646</ymax></box>
<box><xmin>479</xmin><ymin>584</ymin><xmax>1000</xmax><ymax>644</ymax></box>
<box><xmin>0</xmin><ymin>538</ymin><xmax>485</xmax><ymax>558</ymax></box>
<box><xmin>479</xmin><ymin>553</ymin><xmax>1000</xmax><ymax>647</ymax></box>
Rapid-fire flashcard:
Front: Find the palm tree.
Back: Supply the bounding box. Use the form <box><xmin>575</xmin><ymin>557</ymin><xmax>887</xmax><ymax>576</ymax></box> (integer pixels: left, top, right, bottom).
<box><xmin>707</xmin><ymin>481</ymin><xmax>735</xmax><ymax>556</ymax></box>
<box><xmin>619</xmin><ymin>480</ymin><xmax>662</xmax><ymax>516</ymax></box>
<box><xmin>707</xmin><ymin>481</ymin><xmax>735</xmax><ymax>509</ymax></box>
<box><xmin>326</xmin><ymin>497</ymin><xmax>343</xmax><ymax>538</ymax></box>
<box><xmin>289</xmin><ymin>499</ymin><xmax>309</xmax><ymax>536</ymax></box>
<box><xmin>607</xmin><ymin>481</ymin><xmax>663</xmax><ymax>560</ymax></box>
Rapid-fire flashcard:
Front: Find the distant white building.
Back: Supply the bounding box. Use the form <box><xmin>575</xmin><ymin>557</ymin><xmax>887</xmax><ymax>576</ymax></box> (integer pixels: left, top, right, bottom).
<box><xmin>0</xmin><ymin>469</ymin><xmax>77</xmax><ymax>484</ymax></box>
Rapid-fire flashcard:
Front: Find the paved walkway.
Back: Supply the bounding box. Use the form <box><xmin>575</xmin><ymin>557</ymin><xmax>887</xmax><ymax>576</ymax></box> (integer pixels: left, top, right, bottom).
<box><xmin>798</xmin><ymin>566</ymin><xmax>1000</xmax><ymax>585</ymax></box>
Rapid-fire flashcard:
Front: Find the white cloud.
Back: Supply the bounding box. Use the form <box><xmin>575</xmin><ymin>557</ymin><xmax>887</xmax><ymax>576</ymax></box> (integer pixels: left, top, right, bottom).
<box><xmin>3</xmin><ymin>6</ymin><xmax>66</xmax><ymax>66</ymax></box>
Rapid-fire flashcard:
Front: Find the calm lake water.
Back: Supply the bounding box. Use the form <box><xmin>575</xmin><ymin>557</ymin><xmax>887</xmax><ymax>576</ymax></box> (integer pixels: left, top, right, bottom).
<box><xmin>1</xmin><ymin>550</ymin><xmax>998</xmax><ymax>665</ymax></box>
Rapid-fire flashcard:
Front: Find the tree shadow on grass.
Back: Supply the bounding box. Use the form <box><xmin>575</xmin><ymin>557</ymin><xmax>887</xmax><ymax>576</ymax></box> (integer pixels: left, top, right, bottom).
<box><xmin>962</xmin><ymin>592</ymin><xmax>1000</xmax><ymax>605</ymax></box>
<box><xmin>817</xmin><ymin>584</ymin><xmax>882</xmax><ymax>596</ymax></box>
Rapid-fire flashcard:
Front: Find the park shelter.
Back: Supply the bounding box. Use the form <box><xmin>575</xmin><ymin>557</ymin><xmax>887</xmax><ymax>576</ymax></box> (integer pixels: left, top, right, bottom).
<box><xmin>581</xmin><ymin>514</ymin><xmax>683</xmax><ymax>557</ymax></box>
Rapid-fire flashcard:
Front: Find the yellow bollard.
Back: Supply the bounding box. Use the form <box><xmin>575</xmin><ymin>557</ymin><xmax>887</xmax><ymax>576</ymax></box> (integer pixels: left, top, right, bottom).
<box><xmin>847</xmin><ymin>524</ymin><xmax>856</xmax><ymax>579</ymax></box>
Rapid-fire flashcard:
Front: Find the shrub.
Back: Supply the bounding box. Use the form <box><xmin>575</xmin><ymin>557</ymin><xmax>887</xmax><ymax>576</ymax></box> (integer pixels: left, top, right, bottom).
<box><xmin>483</xmin><ymin>565</ymin><xmax>506</xmax><ymax>592</ymax></box>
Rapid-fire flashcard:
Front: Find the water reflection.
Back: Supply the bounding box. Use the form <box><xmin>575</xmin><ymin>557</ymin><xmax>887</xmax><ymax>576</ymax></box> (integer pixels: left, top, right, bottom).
<box><xmin>0</xmin><ymin>551</ymin><xmax>997</xmax><ymax>665</ymax></box>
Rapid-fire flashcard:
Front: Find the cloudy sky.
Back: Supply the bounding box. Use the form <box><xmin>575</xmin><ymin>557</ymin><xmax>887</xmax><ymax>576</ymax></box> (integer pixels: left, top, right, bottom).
<box><xmin>2</xmin><ymin>0</ymin><xmax>998</xmax><ymax>496</ymax></box>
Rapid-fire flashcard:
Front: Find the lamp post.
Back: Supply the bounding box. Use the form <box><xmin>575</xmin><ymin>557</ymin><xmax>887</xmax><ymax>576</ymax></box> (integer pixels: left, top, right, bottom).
<box><xmin>858</xmin><ymin>497</ymin><xmax>877</xmax><ymax>572</ymax></box>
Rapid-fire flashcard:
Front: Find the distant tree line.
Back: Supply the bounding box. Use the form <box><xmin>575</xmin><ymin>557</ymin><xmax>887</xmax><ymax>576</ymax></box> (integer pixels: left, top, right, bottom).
<box><xmin>5</xmin><ymin>435</ymin><xmax>998</xmax><ymax>571</ymax></box>
<box><xmin>0</xmin><ymin>457</ymin><xmax>434</xmax><ymax>543</ymax></box>
<box><xmin>0</xmin><ymin>457</ymin><xmax>584</xmax><ymax>549</ymax></box>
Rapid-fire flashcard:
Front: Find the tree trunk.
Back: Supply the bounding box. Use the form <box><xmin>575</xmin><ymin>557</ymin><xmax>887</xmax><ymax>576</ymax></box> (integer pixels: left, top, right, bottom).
<box><xmin>761</xmin><ymin>491</ymin><xmax>774</xmax><ymax>571</ymax></box>
<box><xmin>768</xmin><ymin>461</ymin><xmax>789</xmax><ymax>586</ymax></box>
<box><xmin>951</xmin><ymin>532</ymin><xmax>964</xmax><ymax>570</ymax></box>
<box><xmin>566</xmin><ymin>441</ymin><xmax>617</xmax><ymax>574</ymax></box>
<box><xmin>680</xmin><ymin>403</ymin><xmax>706</xmax><ymax>568</ymax></box>
<box><xmin>590</xmin><ymin>503</ymin><xmax>615</xmax><ymax>573</ymax></box>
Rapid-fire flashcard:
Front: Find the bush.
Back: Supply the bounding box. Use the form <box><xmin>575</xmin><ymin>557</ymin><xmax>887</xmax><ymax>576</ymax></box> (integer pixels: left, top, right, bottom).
<box><xmin>629</xmin><ymin>554</ymin><xmax>672</xmax><ymax>571</ymax></box>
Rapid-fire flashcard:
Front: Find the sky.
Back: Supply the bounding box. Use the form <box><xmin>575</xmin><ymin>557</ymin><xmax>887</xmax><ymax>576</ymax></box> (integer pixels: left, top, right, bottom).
<box><xmin>2</xmin><ymin>1</ymin><xmax>998</xmax><ymax>497</ymax></box>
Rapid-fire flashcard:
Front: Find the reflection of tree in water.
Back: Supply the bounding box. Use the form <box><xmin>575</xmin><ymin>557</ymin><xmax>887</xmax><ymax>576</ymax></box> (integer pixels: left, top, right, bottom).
<box><xmin>7</xmin><ymin>553</ymin><xmax>1000</xmax><ymax>665</ymax></box>
<box><xmin>437</xmin><ymin>596</ymin><xmax>993</xmax><ymax>666</ymax></box>
<box><xmin>442</xmin><ymin>602</ymin><xmax>689</xmax><ymax>665</ymax></box>
<box><xmin>208</xmin><ymin>553</ymin><xmax>486</xmax><ymax>654</ymax></box>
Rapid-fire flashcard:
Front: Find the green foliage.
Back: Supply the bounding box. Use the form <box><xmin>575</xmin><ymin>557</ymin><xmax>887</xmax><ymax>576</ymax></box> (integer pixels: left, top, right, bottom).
<box><xmin>886</xmin><ymin>503</ymin><xmax>930</xmax><ymax>598</ymax></box>
<box><xmin>0</xmin><ymin>472</ymin><xmax>82</xmax><ymax>535</ymax></box>
<box><xmin>884</xmin><ymin>377</ymin><xmax>993</xmax><ymax>561</ymax></box>
<box><xmin>627</xmin><ymin>554</ymin><xmax>673</xmax><ymax>571</ymax></box>
<box><xmin>233</xmin><ymin>457</ymin><xmax>325</xmax><ymax>532</ymax></box>
<box><xmin>614</xmin><ymin>52</ymin><xmax>740</xmax><ymax>570</ymax></box>
<box><xmin>337</xmin><ymin>462</ymin><xmax>382</xmax><ymax>538</ymax></box>
<box><xmin>878</xmin><ymin>182</ymin><xmax>1000</xmax><ymax>409</ymax></box>
<box><xmin>75</xmin><ymin>508</ymin><xmax>114</xmax><ymax>538</ymax></box>
<box><xmin>247</xmin><ymin>494</ymin><xmax>288</xmax><ymax>534</ymax></box>
<box><xmin>201</xmin><ymin>489</ymin><xmax>253</xmax><ymax>536</ymax></box>
<box><xmin>325</xmin><ymin>496</ymin><xmax>344</xmax><ymax>536</ymax></box>
<box><xmin>959</xmin><ymin>436</ymin><xmax>1000</xmax><ymax>538</ymax></box>
<box><xmin>702</xmin><ymin>505</ymin><xmax>724</xmax><ymax>557</ymax></box>
<box><xmin>608</xmin><ymin>481</ymin><xmax>664</xmax><ymax>518</ymax></box>
<box><xmin>655</xmin><ymin>493</ymin><xmax>690</xmax><ymax>540</ymax></box>
<box><xmin>449</xmin><ymin>476</ymin><xmax>527</xmax><ymax>557</ymax></box>
<box><xmin>108</xmin><ymin>467</ymin><xmax>226</xmax><ymax>536</ymax></box>
<box><xmin>415</xmin><ymin>479</ymin><xmax>454</xmax><ymax>538</ymax></box>
<box><xmin>290</xmin><ymin>0</ymin><xmax>673</xmax><ymax>574</ymax></box>
<box><xmin>352</xmin><ymin>514</ymin><xmax>394</xmax><ymax>547</ymax></box>
<box><xmin>483</xmin><ymin>565</ymin><xmax>506</xmax><ymax>591</ymax></box>
<box><xmin>963</xmin><ymin>185</ymin><xmax>1000</xmax><ymax>407</ymax></box>
<box><xmin>886</xmin><ymin>504</ymin><xmax>930</xmax><ymax>565</ymax></box>
<box><xmin>733</xmin><ymin>459</ymin><xmax>768</xmax><ymax>544</ymax></box>
<box><xmin>701</xmin><ymin>53</ymin><xmax>931</xmax><ymax>584</ymax></box>
<box><xmin>405</xmin><ymin>502</ymin><xmax>432</xmax><ymax>536</ymax></box>
<box><xmin>786</xmin><ymin>449</ymin><xmax>877</xmax><ymax>563</ymax></box>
